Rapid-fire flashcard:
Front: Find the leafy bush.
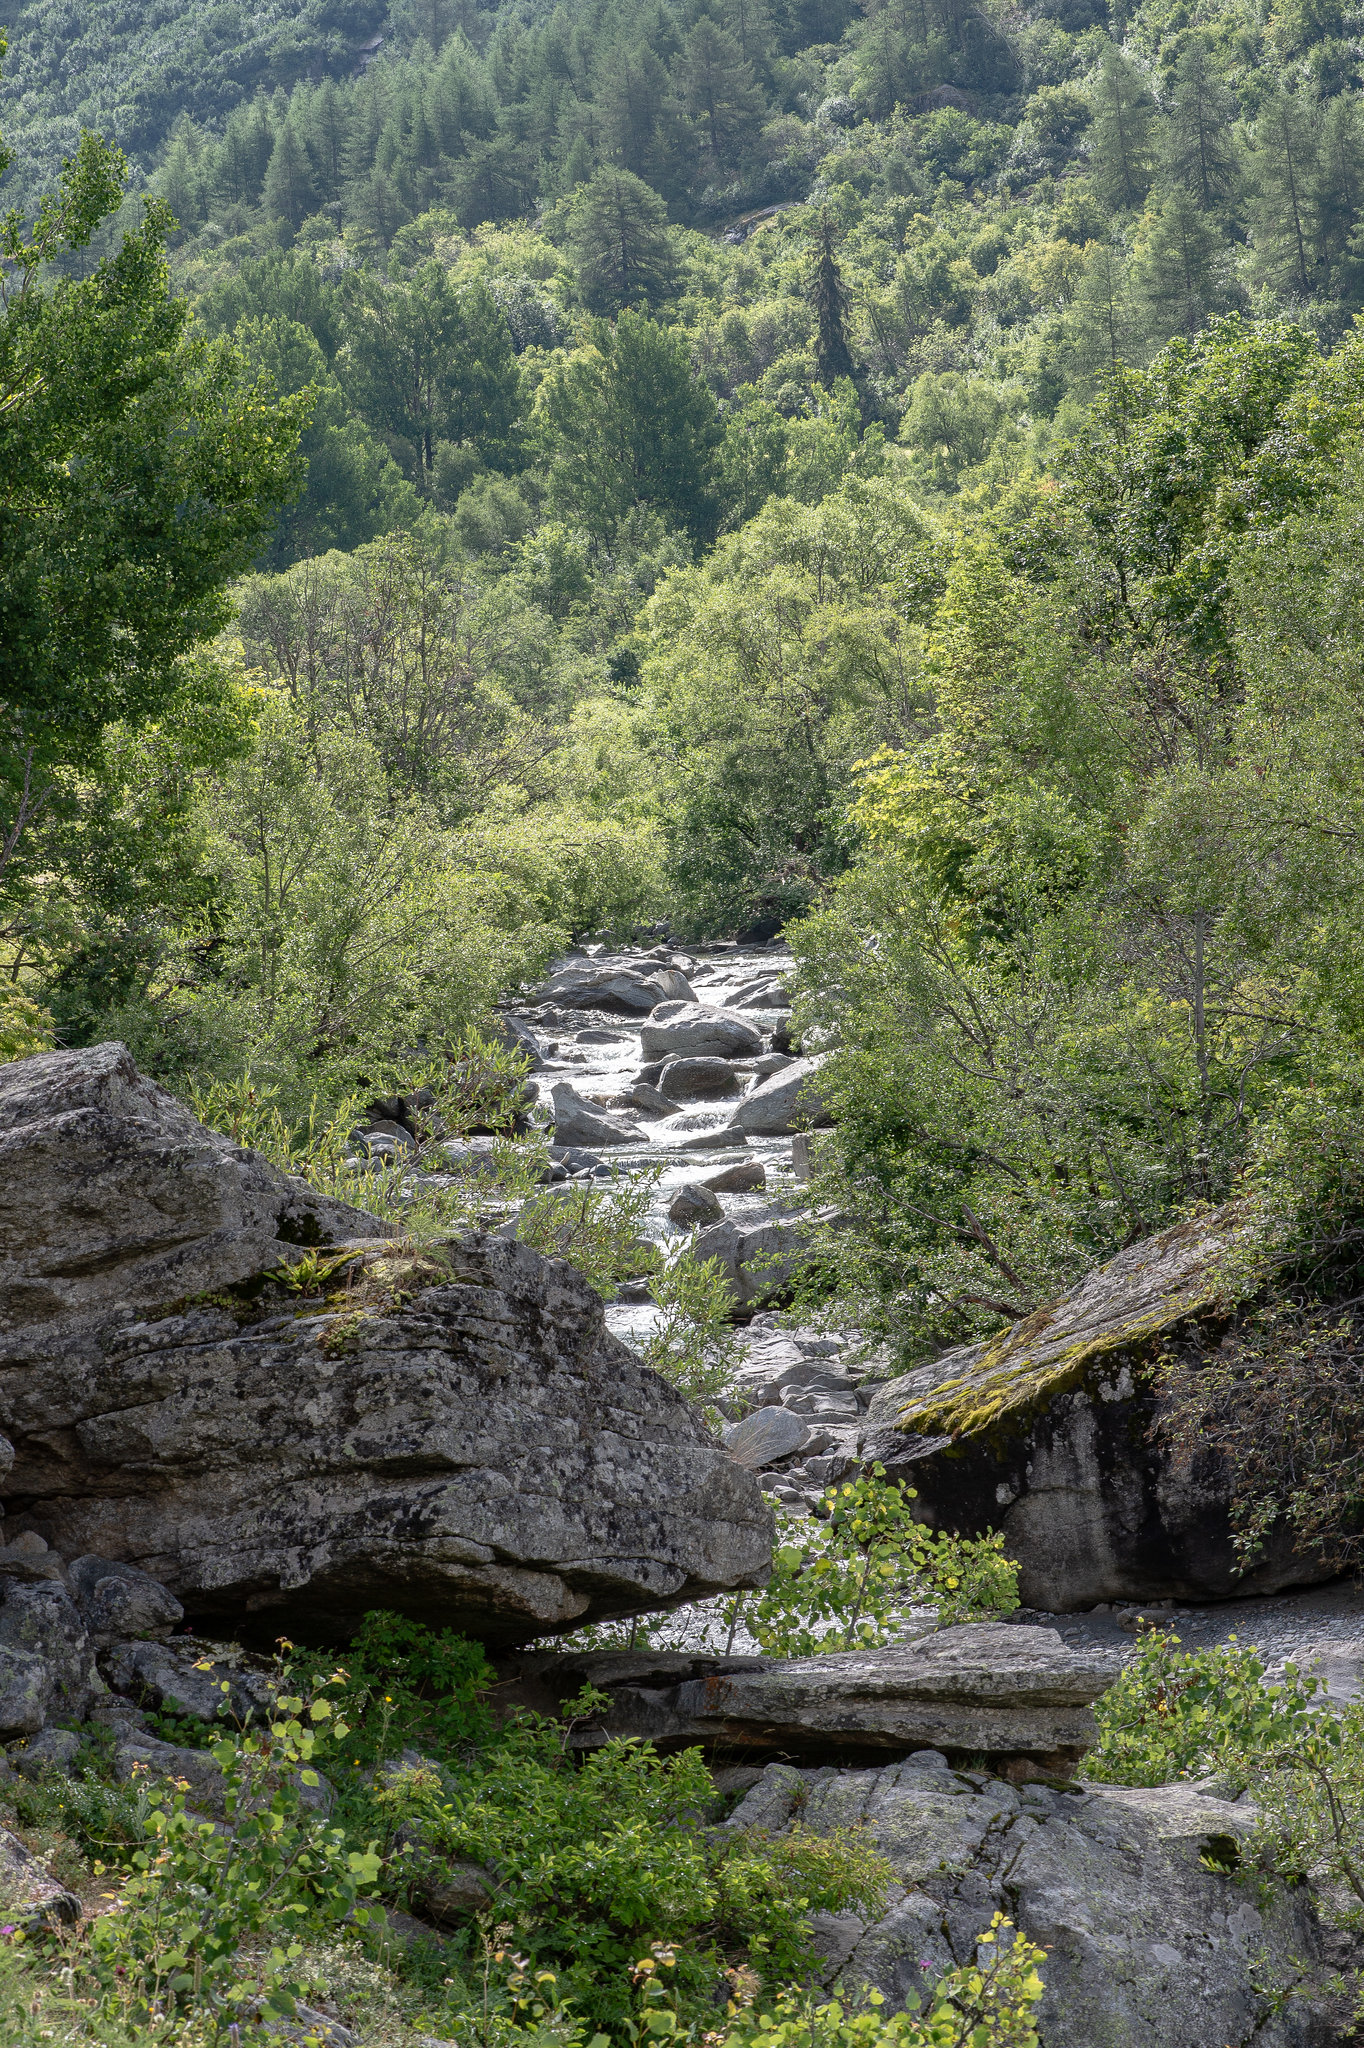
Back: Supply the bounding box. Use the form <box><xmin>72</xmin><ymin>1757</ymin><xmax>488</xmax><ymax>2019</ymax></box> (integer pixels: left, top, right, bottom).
<box><xmin>742</xmin><ymin>1470</ymin><xmax>1019</xmax><ymax>1656</ymax></box>
<box><xmin>1086</xmin><ymin>1630</ymin><xmax>1325</xmax><ymax>1789</ymax></box>
<box><xmin>373</xmin><ymin>1686</ymin><xmax>891</xmax><ymax>2030</ymax></box>
<box><xmin>720</xmin><ymin>1914</ymin><xmax>1044</xmax><ymax>2048</ymax></box>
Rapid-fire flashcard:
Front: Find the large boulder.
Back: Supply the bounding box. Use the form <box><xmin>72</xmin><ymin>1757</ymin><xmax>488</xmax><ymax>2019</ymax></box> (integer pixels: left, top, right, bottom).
<box><xmin>732</xmin><ymin>1056</ymin><xmax>831</xmax><ymax>1136</ymax></box>
<box><xmin>861</xmin><ymin>1206</ymin><xmax>1324</xmax><ymax>1611</ymax></box>
<box><xmin>533</xmin><ymin>957</ymin><xmax>695</xmax><ymax>1014</ymax></box>
<box><xmin>547</xmin><ymin>1082</ymin><xmax>642</xmax><ymax>1148</ymax></box>
<box><xmin>0</xmin><ymin>1047</ymin><xmax>773</xmax><ymax>1645</ymax></box>
<box><xmin>720</xmin><ymin>1758</ymin><xmax>1339</xmax><ymax>2048</ymax></box>
<box><xmin>640</xmin><ymin>1005</ymin><xmax>764</xmax><ymax>1061</ymax></box>
<box><xmin>691</xmin><ymin>1217</ymin><xmax>810</xmax><ymax>1311</ymax></box>
<box><xmin>0</xmin><ymin>1042</ymin><xmax>384</xmax><ymax>1337</ymax></box>
<box><xmin>659</xmin><ymin>1057</ymin><xmax>742</xmax><ymax>1101</ymax></box>
<box><xmin>500</xmin><ymin>1625</ymin><xmax>1119</xmax><ymax>1773</ymax></box>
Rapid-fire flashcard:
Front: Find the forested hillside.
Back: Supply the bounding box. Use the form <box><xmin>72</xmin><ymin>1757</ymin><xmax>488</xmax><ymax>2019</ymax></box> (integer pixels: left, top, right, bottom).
<box><xmin>9</xmin><ymin>0</ymin><xmax>1364</xmax><ymax>1347</ymax></box>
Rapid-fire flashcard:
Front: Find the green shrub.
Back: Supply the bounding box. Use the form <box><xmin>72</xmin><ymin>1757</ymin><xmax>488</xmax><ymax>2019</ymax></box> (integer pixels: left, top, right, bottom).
<box><xmin>373</xmin><ymin>1687</ymin><xmax>891</xmax><ymax>2030</ymax></box>
<box><xmin>742</xmin><ymin>1470</ymin><xmax>1019</xmax><ymax>1656</ymax></box>
<box><xmin>718</xmin><ymin>1914</ymin><xmax>1044</xmax><ymax>2048</ymax></box>
<box><xmin>1086</xmin><ymin>1630</ymin><xmax>1324</xmax><ymax>1790</ymax></box>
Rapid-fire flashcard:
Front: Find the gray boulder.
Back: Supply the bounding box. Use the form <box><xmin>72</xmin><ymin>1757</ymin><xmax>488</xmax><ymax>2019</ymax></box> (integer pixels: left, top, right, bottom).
<box><xmin>659</xmin><ymin>1057</ymin><xmax>742</xmax><ymax>1101</ymax></box>
<box><xmin>0</xmin><ymin>1825</ymin><xmax>82</xmax><ymax>1927</ymax></box>
<box><xmin>668</xmin><ymin>1183</ymin><xmax>725</xmax><ymax>1227</ymax></box>
<box><xmin>68</xmin><ymin>1556</ymin><xmax>184</xmax><ymax>1645</ymax></box>
<box><xmin>103</xmin><ymin>1638</ymin><xmax>276</xmax><ymax>1724</ymax></box>
<box><xmin>724</xmin><ymin>1407</ymin><xmax>810</xmax><ymax>1468</ymax></box>
<box><xmin>721</xmin><ymin>1759</ymin><xmax>1337</xmax><ymax>2048</ymax></box>
<box><xmin>733</xmin><ymin>1057</ymin><xmax>831</xmax><ymax>1136</ymax></box>
<box><xmin>0</xmin><ymin>1042</ymin><xmax>386</xmax><ymax>1337</ymax></box>
<box><xmin>860</xmin><ymin>1205</ymin><xmax>1326</xmax><ymax>1610</ymax></box>
<box><xmin>0</xmin><ymin>1584</ymin><xmax>101</xmax><ymax>1737</ymax></box>
<box><xmin>0</xmin><ymin>1049</ymin><xmax>771</xmax><ymax>1642</ymax></box>
<box><xmin>691</xmin><ymin>1218</ymin><xmax>810</xmax><ymax>1310</ymax></box>
<box><xmin>548</xmin><ymin>1082</ymin><xmax>642</xmax><ymax>1148</ymax></box>
<box><xmin>114</xmin><ymin>1732</ymin><xmax>228</xmax><ymax>1815</ymax></box>
<box><xmin>533</xmin><ymin>958</ymin><xmax>695</xmax><ymax>1014</ymax></box>
<box><xmin>640</xmin><ymin>1005</ymin><xmax>764</xmax><ymax>1061</ymax></box>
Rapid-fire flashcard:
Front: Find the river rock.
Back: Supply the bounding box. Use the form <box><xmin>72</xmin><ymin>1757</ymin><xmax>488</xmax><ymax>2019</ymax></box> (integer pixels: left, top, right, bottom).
<box><xmin>533</xmin><ymin>958</ymin><xmax>695</xmax><ymax>1014</ymax></box>
<box><xmin>659</xmin><ymin>1057</ymin><xmax>742</xmax><ymax>1101</ymax></box>
<box><xmin>0</xmin><ymin>1042</ymin><xmax>386</xmax><ymax>1338</ymax></box>
<box><xmin>0</xmin><ymin>1047</ymin><xmax>773</xmax><ymax>1645</ymax></box>
<box><xmin>860</xmin><ymin>1205</ymin><xmax>1327</xmax><ymax>1610</ymax></box>
<box><xmin>732</xmin><ymin>1057</ymin><xmax>831</xmax><ymax>1136</ymax></box>
<box><xmin>706</xmin><ymin>1161</ymin><xmax>767</xmax><ymax>1193</ymax></box>
<box><xmin>668</xmin><ymin>1183</ymin><xmax>724</xmax><ymax>1227</ymax></box>
<box><xmin>640</xmin><ymin>1006</ymin><xmax>764</xmax><ymax>1061</ymax></box>
<box><xmin>690</xmin><ymin>1218</ymin><xmax>809</xmax><ymax>1310</ymax></box>
<box><xmin>548</xmin><ymin>1082</ymin><xmax>642</xmax><ymax>1148</ymax></box>
<box><xmin>722</xmin><ymin>1759</ymin><xmax>1337</xmax><ymax>2048</ymax></box>
<box><xmin>724</xmin><ymin>1406</ymin><xmax>810</xmax><ymax>1468</ymax></box>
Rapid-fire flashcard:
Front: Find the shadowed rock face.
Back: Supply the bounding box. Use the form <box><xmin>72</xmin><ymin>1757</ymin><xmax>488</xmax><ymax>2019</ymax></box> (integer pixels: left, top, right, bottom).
<box><xmin>0</xmin><ymin>1045</ymin><xmax>773</xmax><ymax>1644</ymax></box>
<box><xmin>861</xmin><ymin>1208</ymin><xmax>1330</xmax><ymax>1611</ymax></box>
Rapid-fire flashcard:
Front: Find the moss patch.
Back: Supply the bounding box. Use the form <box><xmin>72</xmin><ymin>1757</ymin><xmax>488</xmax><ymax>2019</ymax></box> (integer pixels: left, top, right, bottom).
<box><xmin>895</xmin><ymin>1207</ymin><xmax>1252</xmax><ymax>1444</ymax></box>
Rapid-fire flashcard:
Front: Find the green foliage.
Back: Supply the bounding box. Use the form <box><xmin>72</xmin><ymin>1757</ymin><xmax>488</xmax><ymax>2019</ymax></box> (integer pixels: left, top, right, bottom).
<box><xmin>1087</xmin><ymin>1629</ymin><xmax>1326</xmax><ymax>1788</ymax></box>
<box><xmin>748</xmin><ymin>1470</ymin><xmax>1019</xmax><ymax>1656</ymax></box>
<box><xmin>0</xmin><ymin>119</ymin><xmax>309</xmax><ymax>879</ymax></box>
<box><xmin>640</xmin><ymin>1249</ymin><xmax>746</xmax><ymax>1419</ymax></box>
<box><xmin>537</xmin><ymin>311</ymin><xmax>723</xmax><ymax>548</ymax></box>
<box><xmin>722</xmin><ymin>1916</ymin><xmax>1045</xmax><ymax>2048</ymax></box>
<box><xmin>374</xmin><ymin>1696</ymin><xmax>891</xmax><ymax>2029</ymax></box>
<box><xmin>84</xmin><ymin>1676</ymin><xmax>382</xmax><ymax>2035</ymax></box>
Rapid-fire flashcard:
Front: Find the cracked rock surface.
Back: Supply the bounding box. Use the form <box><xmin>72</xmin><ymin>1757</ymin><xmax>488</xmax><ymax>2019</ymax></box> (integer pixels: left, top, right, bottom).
<box><xmin>0</xmin><ymin>1044</ymin><xmax>773</xmax><ymax>1643</ymax></box>
<box><xmin>726</xmin><ymin>1755</ymin><xmax>1339</xmax><ymax>2048</ymax></box>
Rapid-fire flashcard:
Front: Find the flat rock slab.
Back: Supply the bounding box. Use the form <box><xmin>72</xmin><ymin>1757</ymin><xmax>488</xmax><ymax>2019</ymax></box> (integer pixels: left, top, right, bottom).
<box><xmin>0</xmin><ymin>1046</ymin><xmax>772</xmax><ymax>1645</ymax></box>
<box><xmin>723</xmin><ymin>1758</ymin><xmax>1337</xmax><ymax>2048</ymax></box>
<box><xmin>510</xmin><ymin>1625</ymin><xmax>1121</xmax><ymax>1768</ymax></box>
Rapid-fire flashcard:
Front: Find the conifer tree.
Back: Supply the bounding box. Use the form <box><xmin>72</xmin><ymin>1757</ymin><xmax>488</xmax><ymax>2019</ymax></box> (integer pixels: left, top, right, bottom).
<box><xmin>1162</xmin><ymin>34</ymin><xmax>1238</xmax><ymax>213</ymax></box>
<box><xmin>680</xmin><ymin>18</ymin><xmax>766</xmax><ymax>178</ymax></box>
<box><xmin>567</xmin><ymin>165</ymin><xmax>676</xmax><ymax>312</ymax></box>
<box><xmin>262</xmin><ymin>117</ymin><xmax>316</xmax><ymax>229</ymax></box>
<box><xmin>1088</xmin><ymin>43</ymin><xmax>1159</xmax><ymax>211</ymax></box>
<box><xmin>1249</xmin><ymin>87</ymin><xmax>1322</xmax><ymax>298</ymax></box>
<box><xmin>810</xmin><ymin>214</ymin><xmax>857</xmax><ymax>390</ymax></box>
<box><xmin>1131</xmin><ymin>188</ymin><xmax>1226</xmax><ymax>343</ymax></box>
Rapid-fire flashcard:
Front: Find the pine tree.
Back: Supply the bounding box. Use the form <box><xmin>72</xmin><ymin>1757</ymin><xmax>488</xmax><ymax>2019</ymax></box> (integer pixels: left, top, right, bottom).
<box><xmin>262</xmin><ymin>119</ymin><xmax>317</xmax><ymax>229</ymax></box>
<box><xmin>1131</xmin><ymin>188</ymin><xmax>1227</xmax><ymax>343</ymax></box>
<box><xmin>810</xmin><ymin>214</ymin><xmax>857</xmax><ymax>390</ymax></box>
<box><xmin>1163</xmin><ymin>34</ymin><xmax>1239</xmax><ymax>213</ymax></box>
<box><xmin>679</xmin><ymin>18</ymin><xmax>767</xmax><ymax>178</ymax></box>
<box><xmin>1249</xmin><ymin>87</ymin><xmax>1322</xmax><ymax>298</ymax></box>
<box><xmin>1311</xmin><ymin>92</ymin><xmax>1364</xmax><ymax>287</ymax></box>
<box><xmin>566</xmin><ymin>165</ymin><xmax>676</xmax><ymax>312</ymax></box>
<box><xmin>1088</xmin><ymin>43</ymin><xmax>1160</xmax><ymax>211</ymax></box>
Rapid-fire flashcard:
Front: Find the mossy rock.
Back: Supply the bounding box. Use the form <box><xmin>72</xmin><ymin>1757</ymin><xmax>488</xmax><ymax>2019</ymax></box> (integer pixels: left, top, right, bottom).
<box><xmin>861</xmin><ymin>1205</ymin><xmax>1328</xmax><ymax>1611</ymax></box>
